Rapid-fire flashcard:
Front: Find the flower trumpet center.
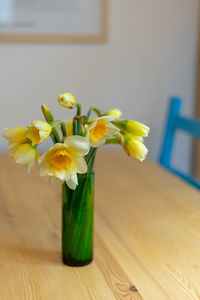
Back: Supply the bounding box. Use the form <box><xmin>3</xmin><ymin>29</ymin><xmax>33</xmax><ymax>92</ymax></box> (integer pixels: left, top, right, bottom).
<box><xmin>50</xmin><ymin>149</ymin><xmax>72</xmax><ymax>170</ymax></box>
<box><xmin>90</xmin><ymin>121</ymin><xmax>107</xmax><ymax>142</ymax></box>
<box><xmin>32</xmin><ymin>126</ymin><xmax>40</xmax><ymax>141</ymax></box>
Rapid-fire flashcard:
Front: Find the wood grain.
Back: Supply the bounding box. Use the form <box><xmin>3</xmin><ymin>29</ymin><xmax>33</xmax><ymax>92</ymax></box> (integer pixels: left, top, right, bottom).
<box><xmin>0</xmin><ymin>149</ymin><xmax>200</xmax><ymax>299</ymax></box>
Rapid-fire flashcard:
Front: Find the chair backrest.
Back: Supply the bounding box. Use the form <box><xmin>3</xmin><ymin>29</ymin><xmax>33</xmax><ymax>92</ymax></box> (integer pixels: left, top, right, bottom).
<box><xmin>159</xmin><ymin>97</ymin><xmax>200</xmax><ymax>190</ymax></box>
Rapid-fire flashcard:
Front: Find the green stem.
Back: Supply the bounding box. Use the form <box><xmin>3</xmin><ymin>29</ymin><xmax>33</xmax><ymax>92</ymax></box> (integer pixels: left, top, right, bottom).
<box><xmin>65</xmin><ymin>149</ymin><xmax>96</xmax><ymax>255</ymax></box>
<box><xmin>76</xmin><ymin>103</ymin><xmax>81</xmax><ymax>116</ymax></box>
<box><xmin>87</xmin><ymin>149</ymin><xmax>97</xmax><ymax>174</ymax></box>
<box><xmin>76</xmin><ymin>103</ymin><xmax>81</xmax><ymax>135</ymax></box>
<box><xmin>61</xmin><ymin>121</ymin><xmax>66</xmax><ymax>138</ymax></box>
<box><xmin>52</xmin><ymin>128</ymin><xmax>60</xmax><ymax>143</ymax></box>
<box><xmin>73</xmin><ymin>120</ymin><xmax>78</xmax><ymax>135</ymax></box>
<box><xmin>50</xmin><ymin>134</ymin><xmax>57</xmax><ymax>144</ymax></box>
<box><xmin>85</xmin><ymin>148</ymin><xmax>96</xmax><ymax>166</ymax></box>
<box><xmin>105</xmin><ymin>138</ymin><xmax>120</xmax><ymax>145</ymax></box>
<box><xmin>86</xmin><ymin>106</ymin><xmax>102</xmax><ymax>122</ymax></box>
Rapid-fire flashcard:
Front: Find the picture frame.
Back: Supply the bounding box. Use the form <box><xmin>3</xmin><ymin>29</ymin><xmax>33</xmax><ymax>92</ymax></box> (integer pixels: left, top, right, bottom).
<box><xmin>0</xmin><ymin>0</ymin><xmax>108</xmax><ymax>43</ymax></box>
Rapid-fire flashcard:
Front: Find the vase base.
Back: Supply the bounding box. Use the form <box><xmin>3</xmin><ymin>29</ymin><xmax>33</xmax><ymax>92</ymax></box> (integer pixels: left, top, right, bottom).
<box><xmin>62</xmin><ymin>256</ymin><xmax>93</xmax><ymax>267</ymax></box>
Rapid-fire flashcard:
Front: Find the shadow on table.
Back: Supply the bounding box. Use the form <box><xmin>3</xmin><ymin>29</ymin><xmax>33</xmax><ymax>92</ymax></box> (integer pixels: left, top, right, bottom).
<box><xmin>5</xmin><ymin>245</ymin><xmax>62</xmax><ymax>265</ymax></box>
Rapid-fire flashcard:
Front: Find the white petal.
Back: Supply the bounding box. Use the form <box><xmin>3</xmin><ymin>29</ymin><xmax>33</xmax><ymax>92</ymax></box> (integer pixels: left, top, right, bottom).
<box><xmin>64</xmin><ymin>136</ymin><xmax>90</xmax><ymax>156</ymax></box>
<box><xmin>38</xmin><ymin>152</ymin><xmax>46</xmax><ymax>164</ymax></box>
<box><xmin>51</xmin><ymin>177</ymin><xmax>63</xmax><ymax>186</ymax></box>
<box><xmin>90</xmin><ymin>137</ymin><xmax>106</xmax><ymax>148</ymax></box>
<box><xmin>66</xmin><ymin>173</ymin><xmax>78</xmax><ymax>190</ymax></box>
<box><xmin>97</xmin><ymin>115</ymin><xmax>115</xmax><ymax>122</ymax></box>
<box><xmin>39</xmin><ymin>165</ymin><xmax>53</xmax><ymax>177</ymax></box>
<box><xmin>71</xmin><ymin>173</ymin><xmax>78</xmax><ymax>185</ymax></box>
<box><xmin>74</xmin><ymin>157</ymin><xmax>88</xmax><ymax>174</ymax></box>
<box><xmin>54</xmin><ymin>168</ymin><xmax>72</xmax><ymax>181</ymax></box>
<box><xmin>42</xmin><ymin>175</ymin><xmax>50</xmax><ymax>183</ymax></box>
<box><xmin>89</xmin><ymin>119</ymin><xmax>98</xmax><ymax>130</ymax></box>
<box><xmin>106</xmin><ymin>123</ymin><xmax>120</xmax><ymax>137</ymax></box>
<box><xmin>27</xmin><ymin>161</ymin><xmax>34</xmax><ymax>173</ymax></box>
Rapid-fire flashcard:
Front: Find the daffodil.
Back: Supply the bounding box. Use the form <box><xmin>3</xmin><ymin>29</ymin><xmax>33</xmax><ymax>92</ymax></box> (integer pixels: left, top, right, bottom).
<box><xmin>27</xmin><ymin>120</ymin><xmax>52</xmax><ymax>146</ymax></box>
<box><xmin>58</xmin><ymin>93</ymin><xmax>76</xmax><ymax>108</ymax></box>
<box><xmin>87</xmin><ymin>116</ymin><xmax>120</xmax><ymax>147</ymax></box>
<box><xmin>3</xmin><ymin>126</ymin><xmax>38</xmax><ymax>171</ymax></box>
<box><xmin>38</xmin><ymin>136</ymin><xmax>90</xmax><ymax>189</ymax></box>
<box><xmin>106</xmin><ymin>109</ymin><xmax>122</xmax><ymax>120</ymax></box>
<box><xmin>114</xmin><ymin>120</ymin><xmax>149</xmax><ymax>137</ymax></box>
<box><xmin>122</xmin><ymin>135</ymin><xmax>148</xmax><ymax>161</ymax></box>
<box><xmin>10</xmin><ymin>143</ymin><xmax>38</xmax><ymax>172</ymax></box>
<box><xmin>3</xmin><ymin>126</ymin><xmax>28</xmax><ymax>149</ymax></box>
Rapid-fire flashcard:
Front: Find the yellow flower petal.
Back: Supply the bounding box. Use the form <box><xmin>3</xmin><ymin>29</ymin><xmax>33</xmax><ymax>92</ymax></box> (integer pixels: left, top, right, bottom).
<box><xmin>65</xmin><ymin>120</ymin><xmax>73</xmax><ymax>136</ymax></box>
<box><xmin>106</xmin><ymin>109</ymin><xmax>122</xmax><ymax>120</ymax></box>
<box><xmin>88</xmin><ymin>116</ymin><xmax>119</xmax><ymax>148</ymax></box>
<box><xmin>126</xmin><ymin>120</ymin><xmax>149</xmax><ymax>137</ymax></box>
<box><xmin>10</xmin><ymin>143</ymin><xmax>38</xmax><ymax>172</ymax></box>
<box><xmin>58</xmin><ymin>93</ymin><xmax>76</xmax><ymax>108</ymax></box>
<box><xmin>27</xmin><ymin>120</ymin><xmax>52</xmax><ymax>146</ymax></box>
<box><xmin>114</xmin><ymin>120</ymin><xmax>149</xmax><ymax>137</ymax></box>
<box><xmin>3</xmin><ymin>126</ymin><xmax>27</xmax><ymax>148</ymax></box>
<box><xmin>123</xmin><ymin>136</ymin><xmax>148</xmax><ymax>161</ymax></box>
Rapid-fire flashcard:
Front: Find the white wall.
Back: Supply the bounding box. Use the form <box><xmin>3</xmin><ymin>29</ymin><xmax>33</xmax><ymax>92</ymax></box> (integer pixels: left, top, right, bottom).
<box><xmin>0</xmin><ymin>0</ymin><xmax>199</xmax><ymax>172</ymax></box>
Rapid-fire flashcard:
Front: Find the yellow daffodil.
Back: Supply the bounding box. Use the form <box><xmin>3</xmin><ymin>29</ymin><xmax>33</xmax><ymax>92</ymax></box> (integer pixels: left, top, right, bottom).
<box><xmin>3</xmin><ymin>126</ymin><xmax>27</xmax><ymax>149</ymax></box>
<box><xmin>114</xmin><ymin>120</ymin><xmax>149</xmax><ymax>137</ymax></box>
<box><xmin>122</xmin><ymin>135</ymin><xmax>148</xmax><ymax>161</ymax></box>
<box><xmin>87</xmin><ymin>115</ymin><xmax>120</xmax><ymax>147</ymax></box>
<box><xmin>106</xmin><ymin>109</ymin><xmax>122</xmax><ymax>120</ymax></box>
<box><xmin>58</xmin><ymin>93</ymin><xmax>76</xmax><ymax>108</ymax></box>
<box><xmin>27</xmin><ymin>120</ymin><xmax>52</xmax><ymax>146</ymax></box>
<box><xmin>3</xmin><ymin>126</ymin><xmax>38</xmax><ymax>171</ymax></box>
<box><xmin>10</xmin><ymin>143</ymin><xmax>38</xmax><ymax>172</ymax></box>
<box><xmin>38</xmin><ymin>136</ymin><xmax>90</xmax><ymax>189</ymax></box>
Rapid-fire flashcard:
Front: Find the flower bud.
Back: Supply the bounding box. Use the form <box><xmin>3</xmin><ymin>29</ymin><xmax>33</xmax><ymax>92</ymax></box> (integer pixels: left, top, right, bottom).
<box><xmin>123</xmin><ymin>136</ymin><xmax>148</xmax><ymax>161</ymax></box>
<box><xmin>41</xmin><ymin>104</ymin><xmax>54</xmax><ymax>123</ymax></box>
<box><xmin>58</xmin><ymin>93</ymin><xmax>76</xmax><ymax>108</ymax></box>
<box><xmin>106</xmin><ymin>109</ymin><xmax>122</xmax><ymax>120</ymax></box>
<box><xmin>114</xmin><ymin>120</ymin><xmax>149</xmax><ymax>137</ymax></box>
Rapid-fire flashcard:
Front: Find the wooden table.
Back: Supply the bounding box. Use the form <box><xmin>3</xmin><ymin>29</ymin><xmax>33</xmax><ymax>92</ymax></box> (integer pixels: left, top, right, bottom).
<box><xmin>0</xmin><ymin>150</ymin><xmax>200</xmax><ymax>300</ymax></box>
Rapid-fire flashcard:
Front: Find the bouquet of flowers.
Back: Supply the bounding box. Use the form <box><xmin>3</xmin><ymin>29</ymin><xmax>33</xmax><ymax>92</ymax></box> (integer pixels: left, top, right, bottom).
<box><xmin>3</xmin><ymin>93</ymin><xmax>149</xmax><ymax>266</ymax></box>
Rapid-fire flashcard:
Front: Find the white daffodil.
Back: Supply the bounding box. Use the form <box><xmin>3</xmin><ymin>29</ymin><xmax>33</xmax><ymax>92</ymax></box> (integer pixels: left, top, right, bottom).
<box><xmin>38</xmin><ymin>135</ymin><xmax>90</xmax><ymax>189</ymax></box>
<box><xmin>87</xmin><ymin>115</ymin><xmax>120</xmax><ymax>147</ymax></box>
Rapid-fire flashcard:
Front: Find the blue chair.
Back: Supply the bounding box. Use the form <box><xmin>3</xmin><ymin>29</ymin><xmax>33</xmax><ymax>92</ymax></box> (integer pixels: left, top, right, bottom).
<box><xmin>159</xmin><ymin>97</ymin><xmax>200</xmax><ymax>190</ymax></box>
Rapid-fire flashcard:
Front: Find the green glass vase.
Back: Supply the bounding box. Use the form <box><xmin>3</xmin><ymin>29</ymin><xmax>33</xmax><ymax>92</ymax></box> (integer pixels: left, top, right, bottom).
<box><xmin>62</xmin><ymin>172</ymin><xmax>94</xmax><ymax>267</ymax></box>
